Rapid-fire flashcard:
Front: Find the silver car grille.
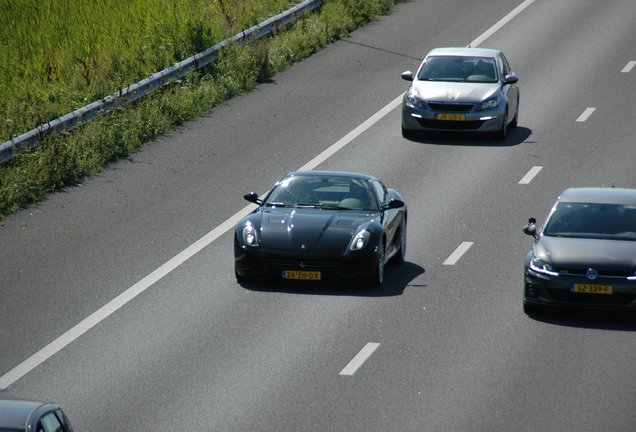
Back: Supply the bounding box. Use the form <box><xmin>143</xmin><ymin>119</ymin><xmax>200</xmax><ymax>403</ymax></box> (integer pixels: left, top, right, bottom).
<box><xmin>427</xmin><ymin>102</ymin><xmax>475</xmax><ymax>112</ymax></box>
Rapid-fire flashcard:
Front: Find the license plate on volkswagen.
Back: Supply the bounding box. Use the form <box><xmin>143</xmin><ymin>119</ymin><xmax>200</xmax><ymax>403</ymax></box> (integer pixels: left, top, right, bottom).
<box><xmin>571</xmin><ymin>283</ymin><xmax>613</xmax><ymax>294</ymax></box>
<box><xmin>282</xmin><ymin>270</ymin><xmax>321</xmax><ymax>280</ymax></box>
<box><xmin>436</xmin><ymin>113</ymin><xmax>466</xmax><ymax>121</ymax></box>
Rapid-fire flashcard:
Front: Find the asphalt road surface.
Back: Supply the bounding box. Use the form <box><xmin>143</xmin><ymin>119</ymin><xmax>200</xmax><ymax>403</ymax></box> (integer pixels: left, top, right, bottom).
<box><xmin>2</xmin><ymin>0</ymin><xmax>636</xmax><ymax>430</ymax></box>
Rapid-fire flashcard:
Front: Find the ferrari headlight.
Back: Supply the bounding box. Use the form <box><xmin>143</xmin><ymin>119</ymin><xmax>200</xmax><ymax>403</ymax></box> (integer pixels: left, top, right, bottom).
<box><xmin>406</xmin><ymin>92</ymin><xmax>425</xmax><ymax>109</ymax></box>
<box><xmin>529</xmin><ymin>257</ymin><xmax>558</xmax><ymax>276</ymax></box>
<box><xmin>476</xmin><ymin>96</ymin><xmax>500</xmax><ymax>111</ymax></box>
<box><xmin>242</xmin><ymin>222</ymin><xmax>259</xmax><ymax>247</ymax></box>
<box><xmin>350</xmin><ymin>230</ymin><xmax>371</xmax><ymax>251</ymax></box>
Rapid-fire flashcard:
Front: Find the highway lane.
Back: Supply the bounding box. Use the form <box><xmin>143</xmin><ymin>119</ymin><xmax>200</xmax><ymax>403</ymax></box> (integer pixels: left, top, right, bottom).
<box><xmin>3</xmin><ymin>0</ymin><xmax>636</xmax><ymax>430</ymax></box>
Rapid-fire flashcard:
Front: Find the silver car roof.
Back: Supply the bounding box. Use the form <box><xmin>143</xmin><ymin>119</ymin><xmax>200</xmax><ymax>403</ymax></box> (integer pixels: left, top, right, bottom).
<box><xmin>425</xmin><ymin>47</ymin><xmax>500</xmax><ymax>58</ymax></box>
<box><xmin>558</xmin><ymin>187</ymin><xmax>636</xmax><ymax>205</ymax></box>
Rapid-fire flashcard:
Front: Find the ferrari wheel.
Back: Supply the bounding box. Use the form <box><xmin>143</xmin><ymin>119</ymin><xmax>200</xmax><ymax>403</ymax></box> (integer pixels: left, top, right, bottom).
<box><xmin>367</xmin><ymin>244</ymin><xmax>385</xmax><ymax>287</ymax></box>
<box><xmin>390</xmin><ymin>221</ymin><xmax>407</xmax><ymax>265</ymax></box>
<box><xmin>235</xmin><ymin>268</ymin><xmax>252</xmax><ymax>283</ymax></box>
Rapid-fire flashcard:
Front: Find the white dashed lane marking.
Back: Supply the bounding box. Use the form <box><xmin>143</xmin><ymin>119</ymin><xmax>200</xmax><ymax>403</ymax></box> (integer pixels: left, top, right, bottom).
<box><xmin>519</xmin><ymin>166</ymin><xmax>543</xmax><ymax>184</ymax></box>
<box><xmin>576</xmin><ymin>108</ymin><xmax>596</xmax><ymax>122</ymax></box>
<box><xmin>340</xmin><ymin>343</ymin><xmax>380</xmax><ymax>376</ymax></box>
<box><xmin>443</xmin><ymin>242</ymin><xmax>474</xmax><ymax>265</ymax></box>
<box><xmin>621</xmin><ymin>61</ymin><xmax>635</xmax><ymax>73</ymax></box>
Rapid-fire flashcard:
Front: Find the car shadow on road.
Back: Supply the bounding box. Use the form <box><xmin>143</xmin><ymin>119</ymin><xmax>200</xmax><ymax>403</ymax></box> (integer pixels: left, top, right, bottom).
<box><xmin>527</xmin><ymin>308</ymin><xmax>636</xmax><ymax>331</ymax></box>
<box><xmin>238</xmin><ymin>262</ymin><xmax>425</xmax><ymax>297</ymax></box>
<box><xmin>403</xmin><ymin>126</ymin><xmax>532</xmax><ymax>147</ymax></box>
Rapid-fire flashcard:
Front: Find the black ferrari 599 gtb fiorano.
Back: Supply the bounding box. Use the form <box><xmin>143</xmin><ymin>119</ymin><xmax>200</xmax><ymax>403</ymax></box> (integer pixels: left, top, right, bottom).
<box><xmin>234</xmin><ymin>171</ymin><xmax>407</xmax><ymax>287</ymax></box>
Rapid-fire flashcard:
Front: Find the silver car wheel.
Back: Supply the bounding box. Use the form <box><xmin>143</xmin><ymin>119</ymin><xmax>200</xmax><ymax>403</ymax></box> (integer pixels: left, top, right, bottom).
<box><xmin>496</xmin><ymin>109</ymin><xmax>508</xmax><ymax>141</ymax></box>
<box><xmin>510</xmin><ymin>98</ymin><xmax>519</xmax><ymax>128</ymax></box>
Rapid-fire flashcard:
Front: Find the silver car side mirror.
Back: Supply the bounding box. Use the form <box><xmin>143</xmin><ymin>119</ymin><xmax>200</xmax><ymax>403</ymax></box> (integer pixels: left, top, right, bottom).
<box><xmin>400</xmin><ymin>71</ymin><xmax>414</xmax><ymax>81</ymax></box>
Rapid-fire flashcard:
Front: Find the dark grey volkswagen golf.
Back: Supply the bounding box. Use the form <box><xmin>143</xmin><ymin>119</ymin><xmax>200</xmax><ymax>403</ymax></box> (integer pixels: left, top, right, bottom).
<box><xmin>522</xmin><ymin>187</ymin><xmax>636</xmax><ymax>315</ymax></box>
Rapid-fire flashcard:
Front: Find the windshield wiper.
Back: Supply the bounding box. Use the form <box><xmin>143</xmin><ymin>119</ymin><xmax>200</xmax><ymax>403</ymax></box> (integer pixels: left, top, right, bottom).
<box><xmin>265</xmin><ymin>202</ymin><xmax>293</xmax><ymax>207</ymax></box>
<box><xmin>430</xmin><ymin>78</ymin><xmax>464</xmax><ymax>82</ymax></box>
<box><xmin>265</xmin><ymin>202</ymin><xmax>318</xmax><ymax>208</ymax></box>
<box><xmin>312</xmin><ymin>204</ymin><xmax>341</xmax><ymax>210</ymax></box>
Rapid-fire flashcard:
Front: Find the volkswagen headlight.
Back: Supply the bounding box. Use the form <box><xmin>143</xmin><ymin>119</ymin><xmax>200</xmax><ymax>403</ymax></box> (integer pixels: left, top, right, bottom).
<box><xmin>529</xmin><ymin>257</ymin><xmax>558</xmax><ymax>276</ymax></box>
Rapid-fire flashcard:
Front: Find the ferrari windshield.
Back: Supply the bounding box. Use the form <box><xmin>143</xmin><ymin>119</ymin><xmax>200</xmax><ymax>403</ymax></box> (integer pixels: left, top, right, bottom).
<box><xmin>417</xmin><ymin>56</ymin><xmax>498</xmax><ymax>83</ymax></box>
<box><xmin>543</xmin><ymin>202</ymin><xmax>636</xmax><ymax>240</ymax></box>
<box><xmin>264</xmin><ymin>175</ymin><xmax>376</xmax><ymax>210</ymax></box>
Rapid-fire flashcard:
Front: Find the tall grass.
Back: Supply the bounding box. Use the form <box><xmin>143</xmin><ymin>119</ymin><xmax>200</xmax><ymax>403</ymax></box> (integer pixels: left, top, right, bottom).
<box><xmin>0</xmin><ymin>0</ymin><xmax>399</xmax><ymax>217</ymax></box>
<box><xmin>0</xmin><ymin>0</ymin><xmax>292</xmax><ymax>138</ymax></box>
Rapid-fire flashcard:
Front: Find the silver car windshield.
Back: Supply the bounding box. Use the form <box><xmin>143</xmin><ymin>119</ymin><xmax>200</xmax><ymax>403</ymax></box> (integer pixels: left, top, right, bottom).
<box><xmin>543</xmin><ymin>203</ymin><xmax>636</xmax><ymax>240</ymax></box>
<box><xmin>417</xmin><ymin>56</ymin><xmax>498</xmax><ymax>83</ymax></box>
<box><xmin>264</xmin><ymin>176</ymin><xmax>377</xmax><ymax>210</ymax></box>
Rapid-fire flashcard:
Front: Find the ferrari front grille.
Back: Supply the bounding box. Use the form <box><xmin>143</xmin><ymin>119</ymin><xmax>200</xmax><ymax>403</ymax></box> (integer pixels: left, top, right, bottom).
<box><xmin>265</xmin><ymin>256</ymin><xmax>340</xmax><ymax>273</ymax></box>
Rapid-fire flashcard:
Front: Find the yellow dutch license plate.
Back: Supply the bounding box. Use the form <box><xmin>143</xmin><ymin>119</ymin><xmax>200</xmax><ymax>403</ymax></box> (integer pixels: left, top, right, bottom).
<box><xmin>571</xmin><ymin>284</ymin><xmax>613</xmax><ymax>294</ymax></box>
<box><xmin>282</xmin><ymin>270</ymin><xmax>321</xmax><ymax>280</ymax></box>
<box><xmin>437</xmin><ymin>113</ymin><xmax>466</xmax><ymax>121</ymax></box>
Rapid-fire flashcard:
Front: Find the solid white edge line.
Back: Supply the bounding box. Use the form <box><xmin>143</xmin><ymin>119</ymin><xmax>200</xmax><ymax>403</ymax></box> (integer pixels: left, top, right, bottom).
<box><xmin>469</xmin><ymin>0</ymin><xmax>536</xmax><ymax>47</ymax></box>
<box><xmin>576</xmin><ymin>107</ymin><xmax>596</xmax><ymax>122</ymax></box>
<box><xmin>519</xmin><ymin>166</ymin><xmax>543</xmax><ymax>184</ymax></box>
<box><xmin>0</xmin><ymin>99</ymin><xmax>403</xmax><ymax>392</ymax></box>
<box><xmin>621</xmin><ymin>61</ymin><xmax>636</xmax><ymax>73</ymax></box>
<box><xmin>0</xmin><ymin>203</ymin><xmax>258</xmax><ymax>391</ymax></box>
<box><xmin>298</xmin><ymin>96</ymin><xmax>403</xmax><ymax>172</ymax></box>
<box><xmin>0</xmin><ymin>2</ymin><xmax>537</xmax><ymax>389</ymax></box>
<box><xmin>443</xmin><ymin>242</ymin><xmax>474</xmax><ymax>265</ymax></box>
<box><xmin>339</xmin><ymin>343</ymin><xmax>380</xmax><ymax>376</ymax></box>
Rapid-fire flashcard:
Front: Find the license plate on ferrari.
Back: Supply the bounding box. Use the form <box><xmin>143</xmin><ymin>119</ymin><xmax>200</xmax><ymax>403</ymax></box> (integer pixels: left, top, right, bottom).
<box><xmin>571</xmin><ymin>283</ymin><xmax>613</xmax><ymax>294</ymax></box>
<box><xmin>282</xmin><ymin>270</ymin><xmax>321</xmax><ymax>280</ymax></box>
<box><xmin>436</xmin><ymin>113</ymin><xmax>466</xmax><ymax>121</ymax></box>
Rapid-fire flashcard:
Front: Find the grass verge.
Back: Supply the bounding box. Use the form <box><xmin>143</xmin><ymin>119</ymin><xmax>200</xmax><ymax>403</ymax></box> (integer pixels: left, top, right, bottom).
<box><xmin>0</xmin><ymin>0</ymin><xmax>400</xmax><ymax>217</ymax></box>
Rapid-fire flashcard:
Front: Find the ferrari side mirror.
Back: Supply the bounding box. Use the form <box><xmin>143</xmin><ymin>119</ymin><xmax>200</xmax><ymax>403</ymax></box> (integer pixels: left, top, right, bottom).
<box><xmin>244</xmin><ymin>192</ymin><xmax>259</xmax><ymax>203</ymax></box>
<box><xmin>384</xmin><ymin>199</ymin><xmax>405</xmax><ymax>210</ymax></box>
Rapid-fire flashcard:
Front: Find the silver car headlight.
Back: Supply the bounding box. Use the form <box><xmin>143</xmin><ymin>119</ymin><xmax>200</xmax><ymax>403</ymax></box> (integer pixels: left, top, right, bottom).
<box><xmin>242</xmin><ymin>222</ymin><xmax>259</xmax><ymax>247</ymax></box>
<box><xmin>529</xmin><ymin>257</ymin><xmax>558</xmax><ymax>276</ymax></box>
<box><xmin>406</xmin><ymin>92</ymin><xmax>425</xmax><ymax>109</ymax></box>
<box><xmin>476</xmin><ymin>96</ymin><xmax>500</xmax><ymax>111</ymax></box>
<box><xmin>350</xmin><ymin>230</ymin><xmax>371</xmax><ymax>251</ymax></box>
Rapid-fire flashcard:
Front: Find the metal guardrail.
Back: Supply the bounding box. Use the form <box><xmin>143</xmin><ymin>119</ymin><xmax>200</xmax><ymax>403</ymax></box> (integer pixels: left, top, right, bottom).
<box><xmin>0</xmin><ymin>0</ymin><xmax>322</xmax><ymax>164</ymax></box>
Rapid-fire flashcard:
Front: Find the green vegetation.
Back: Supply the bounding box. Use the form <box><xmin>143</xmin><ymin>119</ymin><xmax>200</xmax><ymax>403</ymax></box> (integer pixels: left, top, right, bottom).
<box><xmin>0</xmin><ymin>0</ymin><xmax>398</xmax><ymax>217</ymax></box>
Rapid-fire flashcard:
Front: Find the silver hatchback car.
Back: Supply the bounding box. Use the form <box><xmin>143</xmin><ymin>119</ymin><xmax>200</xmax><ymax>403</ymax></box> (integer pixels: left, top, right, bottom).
<box><xmin>401</xmin><ymin>47</ymin><xmax>519</xmax><ymax>140</ymax></box>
